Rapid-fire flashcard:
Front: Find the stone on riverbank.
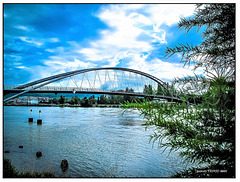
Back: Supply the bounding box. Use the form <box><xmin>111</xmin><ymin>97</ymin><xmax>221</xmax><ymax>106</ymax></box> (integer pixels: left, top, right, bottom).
<box><xmin>60</xmin><ymin>159</ymin><xmax>68</xmax><ymax>171</ymax></box>
<box><xmin>36</xmin><ymin>151</ymin><xmax>42</xmax><ymax>158</ymax></box>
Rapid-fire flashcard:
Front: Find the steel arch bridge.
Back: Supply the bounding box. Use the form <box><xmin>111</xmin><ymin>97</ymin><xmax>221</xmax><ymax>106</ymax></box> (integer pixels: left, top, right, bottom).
<box><xmin>3</xmin><ymin>67</ymin><xmax>182</xmax><ymax>103</ymax></box>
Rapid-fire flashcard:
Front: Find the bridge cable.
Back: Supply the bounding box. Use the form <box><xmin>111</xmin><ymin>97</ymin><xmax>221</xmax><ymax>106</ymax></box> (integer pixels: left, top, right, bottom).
<box><xmin>71</xmin><ymin>77</ymin><xmax>79</xmax><ymax>89</ymax></box>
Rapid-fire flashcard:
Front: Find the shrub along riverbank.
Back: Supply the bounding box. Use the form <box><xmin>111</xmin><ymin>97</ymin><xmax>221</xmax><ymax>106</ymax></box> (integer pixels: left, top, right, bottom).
<box><xmin>3</xmin><ymin>158</ymin><xmax>55</xmax><ymax>178</ymax></box>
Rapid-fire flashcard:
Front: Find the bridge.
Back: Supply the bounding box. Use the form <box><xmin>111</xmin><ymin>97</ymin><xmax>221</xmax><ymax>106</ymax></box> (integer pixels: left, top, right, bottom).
<box><xmin>3</xmin><ymin>67</ymin><xmax>182</xmax><ymax>103</ymax></box>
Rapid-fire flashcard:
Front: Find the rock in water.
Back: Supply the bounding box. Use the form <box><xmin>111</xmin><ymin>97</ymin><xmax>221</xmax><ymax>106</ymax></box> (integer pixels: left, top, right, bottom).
<box><xmin>36</xmin><ymin>151</ymin><xmax>42</xmax><ymax>158</ymax></box>
<box><xmin>61</xmin><ymin>159</ymin><xmax>68</xmax><ymax>171</ymax></box>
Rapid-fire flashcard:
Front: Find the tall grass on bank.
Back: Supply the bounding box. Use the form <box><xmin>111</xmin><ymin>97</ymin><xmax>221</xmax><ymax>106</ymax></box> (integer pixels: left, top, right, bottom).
<box><xmin>3</xmin><ymin>158</ymin><xmax>55</xmax><ymax>178</ymax></box>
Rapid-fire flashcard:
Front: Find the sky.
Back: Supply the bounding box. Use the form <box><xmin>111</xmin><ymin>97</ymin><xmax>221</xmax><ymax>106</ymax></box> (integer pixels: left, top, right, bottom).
<box><xmin>3</xmin><ymin>3</ymin><xmax>205</xmax><ymax>85</ymax></box>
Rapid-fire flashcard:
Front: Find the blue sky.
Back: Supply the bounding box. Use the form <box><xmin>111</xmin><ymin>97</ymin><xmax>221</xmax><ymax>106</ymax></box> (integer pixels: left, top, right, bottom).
<box><xmin>4</xmin><ymin>3</ymin><xmax>204</xmax><ymax>85</ymax></box>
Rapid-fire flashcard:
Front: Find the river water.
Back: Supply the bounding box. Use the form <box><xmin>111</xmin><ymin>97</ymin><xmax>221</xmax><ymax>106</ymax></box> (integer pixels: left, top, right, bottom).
<box><xmin>4</xmin><ymin>106</ymin><xmax>190</xmax><ymax>177</ymax></box>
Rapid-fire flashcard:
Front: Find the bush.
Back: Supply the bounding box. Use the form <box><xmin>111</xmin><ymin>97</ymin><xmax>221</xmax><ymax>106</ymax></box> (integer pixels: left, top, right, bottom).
<box><xmin>3</xmin><ymin>158</ymin><xmax>55</xmax><ymax>178</ymax></box>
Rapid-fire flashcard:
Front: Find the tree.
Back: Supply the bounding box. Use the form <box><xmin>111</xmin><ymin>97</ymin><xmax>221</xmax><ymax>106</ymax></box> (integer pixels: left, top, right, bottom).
<box><xmin>112</xmin><ymin>95</ymin><xmax>125</xmax><ymax>104</ymax></box>
<box><xmin>59</xmin><ymin>95</ymin><xmax>65</xmax><ymax>104</ymax></box>
<box><xmin>143</xmin><ymin>85</ymin><xmax>148</xmax><ymax>94</ymax></box>
<box><xmin>99</xmin><ymin>95</ymin><xmax>109</xmax><ymax>104</ymax></box>
<box><xmin>147</xmin><ymin>85</ymin><xmax>153</xmax><ymax>95</ymax></box>
<box><xmin>81</xmin><ymin>96</ymin><xmax>91</xmax><ymax>107</ymax></box>
<box><xmin>143</xmin><ymin>84</ymin><xmax>154</xmax><ymax>101</ymax></box>
<box><xmin>143</xmin><ymin>84</ymin><xmax>154</xmax><ymax>95</ymax></box>
<box><xmin>69</xmin><ymin>96</ymin><xmax>80</xmax><ymax>105</ymax></box>
<box><xmin>156</xmin><ymin>84</ymin><xmax>163</xmax><ymax>95</ymax></box>
<box><xmin>97</xmin><ymin>97</ymin><xmax>100</xmax><ymax>104</ymax></box>
<box><xmin>88</xmin><ymin>95</ymin><xmax>97</xmax><ymax>106</ymax></box>
<box><xmin>165</xmin><ymin>4</ymin><xmax>235</xmax><ymax>77</ymax></box>
<box><xmin>124</xmin><ymin>87</ymin><xmax>135</xmax><ymax>102</ymax></box>
<box><xmin>122</xmin><ymin>4</ymin><xmax>235</xmax><ymax>177</ymax></box>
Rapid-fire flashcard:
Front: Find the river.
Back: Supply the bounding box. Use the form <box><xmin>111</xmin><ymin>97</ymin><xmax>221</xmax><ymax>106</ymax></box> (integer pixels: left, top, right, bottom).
<box><xmin>4</xmin><ymin>106</ymin><xmax>190</xmax><ymax>177</ymax></box>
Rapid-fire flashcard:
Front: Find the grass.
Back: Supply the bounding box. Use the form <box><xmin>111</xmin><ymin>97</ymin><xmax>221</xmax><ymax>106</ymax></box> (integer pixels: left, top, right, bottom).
<box><xmin>3</xmin><ymin>158</ymin><xmax>55</xmax><ymax>178</ymax></box>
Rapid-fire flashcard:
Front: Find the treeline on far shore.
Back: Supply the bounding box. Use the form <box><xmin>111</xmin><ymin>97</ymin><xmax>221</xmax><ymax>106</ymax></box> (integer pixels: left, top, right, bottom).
<box><xmin>52</xmin><ymin>85</ymin><xmax>158</xmax><ymax>106</ymax></box>
<box><xmin>4</xmin><ymin>94</ymin><xmax>147</xmax><ymax>107</ymax></box>
<box><xmin>53</xmin><ymin>94</ymin><xmax>144</xmax><ymax>107</ymax></box>
<box><xmin>5</xmin><ymin>86</ymin><xmax>160</xmax><ymax>107</ymax></box>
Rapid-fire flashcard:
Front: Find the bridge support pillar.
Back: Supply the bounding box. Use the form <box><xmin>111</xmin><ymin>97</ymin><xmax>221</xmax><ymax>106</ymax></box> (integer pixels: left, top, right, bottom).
<box><xmin>37</xmin><ymin>119</ymin><xmax>42</xmax><ymax>125</ymax></box>
<box><xmin>28</xmin><ymin>118</ymin><xmax>33</xmax><ymax>122</ymax></box>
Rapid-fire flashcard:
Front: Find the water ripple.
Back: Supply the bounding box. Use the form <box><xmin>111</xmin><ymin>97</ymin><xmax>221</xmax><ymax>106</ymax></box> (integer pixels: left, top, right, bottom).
<box><xmin>4</xmin><ymin>106</ymin><xmax>190</xmax><ymax>177</ymax></box>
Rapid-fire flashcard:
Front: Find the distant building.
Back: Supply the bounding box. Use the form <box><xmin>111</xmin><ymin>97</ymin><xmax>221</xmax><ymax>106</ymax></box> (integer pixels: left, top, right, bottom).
<box><xmin>5</xmin><ymin>96</ymin><xmax>53</xmax><ymax>105</ymax></box>
<box><xmin>29</xmin><ymin>97</ymin><xmax>39</xmax><ymax>104</ymax></box>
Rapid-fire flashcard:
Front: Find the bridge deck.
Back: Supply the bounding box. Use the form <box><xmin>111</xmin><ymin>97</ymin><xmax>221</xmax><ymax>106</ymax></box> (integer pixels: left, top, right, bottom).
<box><xmin>4</xmin><ymin>88</ymin><xmax>182</xmax><ymax>103</ymax></box>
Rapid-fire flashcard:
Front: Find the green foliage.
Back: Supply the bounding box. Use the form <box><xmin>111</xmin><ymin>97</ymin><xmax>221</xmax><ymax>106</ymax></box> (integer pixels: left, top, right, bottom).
<box><xmin>109</xmin><ymin>95</ymin><xmax>125</xmax><ymax>104</ymax></box>
<box><xmin>122</xmin><ymin>77</ymin><xmax>235</xmax><ymax>177</ymax></box>
<box><xmin>124</xmin><ymin>87</ymin><xmax>137</xmax><ymax>102</ymax></box>
<box><xmin>81</xmin><ymin>96</ymin><xmax>91</xmax><ymax>107</ymax></box>
<box><xmin>51</xmin><ymin>92</ymin><xmax>139</xmax><ymax>106</ymax></box>
<box><xmin>59</xmin><ymin>95</ymin><xmax>65</xmax><ymax>104</ymax></box>
<box><xmin>88</xmin><ymin>95</ymin><xmax>97</xmax><ymax>106</ymax></box>
<box><xmin>3</xmin><ymin>158</ymin><xmax>55</xmax><ymax>178</ymax></box>
<box><xmin>165</xmin><ymin>4</ymin><xmax>235</xmax><ymax>74</ymax></box>
<box><xmin>122</xmin><ymin>4</ymin><xmax>235</xmax><ymax>177</ymax></box>
<box><xmin>72</xmin><ymin>96</ymin><xmax>81</xmax><ymax>104</ymax></box>
<box><xmin>3</xmin><ymin>158</ymin><xmax>18</xmax><ymax>177</ymax></box>
<box><xmin>143</xmin><ymin>84</ymin><xmax>153</xmax><ymax>95</ymax></box>
<box><xmin>99</xmin><ymin>95</ymin><xmax>109</xmax><ymax>104</ymax></box>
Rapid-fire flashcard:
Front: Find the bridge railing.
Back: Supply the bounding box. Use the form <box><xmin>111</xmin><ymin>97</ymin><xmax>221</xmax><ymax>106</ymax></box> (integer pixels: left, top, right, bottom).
<box><xmin>34</xmin><ymin>86</ymin><xmax>117</xmax><ymax>92</ymax></box>
<box><xmin>4</xmin><ymin>85</ymin><xmax>145</xmax><ymax>95</ymax></box>
<box><xmin>35</xmin><ymin>86</ymin><xmax>144</xmax><ymax>95</ymax></box>
<box><xmin>4</xmin><ymin>85</ymin><xmax>20</xmax><ymax>90</ymax></box>
<box><xmin>4</xmin><ymin>85</ymin><xmax>183</xmax><ymax>103</ymax></box>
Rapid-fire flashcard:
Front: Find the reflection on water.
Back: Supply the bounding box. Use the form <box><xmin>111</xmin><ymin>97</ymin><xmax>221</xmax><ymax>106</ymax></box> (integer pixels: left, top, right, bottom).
<box><xmin>4</xmin><ymin>106</ymin><xmax>190</xmax><ymax>177</ymax></box>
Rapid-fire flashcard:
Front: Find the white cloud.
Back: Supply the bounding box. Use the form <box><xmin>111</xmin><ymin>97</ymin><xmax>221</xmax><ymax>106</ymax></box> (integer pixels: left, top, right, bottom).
<box><xmin>17</xmin><ymin>66</ymin><xmax>29</xmax><ymax>69</ymax></box>
<box><xmin>77</xmin><ymin>4</ymin><xmax>196</xmax><ymax>72</ymax></box>
<box><xmin>97</xmin><ymin>6</ymin><xmax>151</xmax><ymax>50</ymax></box>
<box><xmin>45</xmin><ymin>49</ymin><xmax>54</xmax><ymax>53</ymax></box>
<box><xmin>15</xmin><ymin>25</ymin><xmax>31</xmax><ymax>31</ymax></box>
<box><xmin>149</xmin><ymin>59</ymin><xmax>204</xmax><ymax>80</ymax></box>
<box><xmin>126</xmin><ymin>53</ymin><xmax>204</xmax><ymax>81</ymax></box>
<box><xmin>44</xmin><ymin>57</ymin><xmax>97</xmax><ymax>71</ymax></box>
<box><xmin>29</xmin><ymin>58</ymin><xmax>97</xmax><ymax>83</ymax></box>
<box><xmin>8</xmin><ymin>55</ymin><xmax>22</xmax><ymax>62</ymax></box>
<box><xmin>103</xmin><ymin>51</ymin><xmax>131</xmax><ymax>67</ymax></box>
<box><xmin>36</xmin><ymin>4</ymin><xmax>197</xmax><ymax>83</ymax></box>
<box><xmin>78</xmin><ymin>4</ymin><xmax>153</xmax><ymax>63</ymax></box>
<box><xmin>129</xmin><ymin>12</ymin><xmax>152</xmax><ymax>26</ymax></box>
<box><xmin>18</xmin><ymin>36</ymin><xmax>60</xmax><ymax>47</ymax></box>
<box><xmin>48</xmin><ymin>37</ymin><xmax>60</xmax><ymax>42</ymax></box>
<box><xmin>78</xmin><ymin>48</ymin><xmax>112</xmax><ymax>61</ymax></box>
<box><xmin>145</xmin><ymin>4</ymin><xmax>196</xmax><ymax>26</ymax></box>
<box><xmin>18</xmin><ymin>36</ymin><xmax>43</xmax><ymax>46</ymax></box>
<box><xmin>45</xmin><ymin>46</ymin><xmax>64</xmax><ymax>53</ymax></box>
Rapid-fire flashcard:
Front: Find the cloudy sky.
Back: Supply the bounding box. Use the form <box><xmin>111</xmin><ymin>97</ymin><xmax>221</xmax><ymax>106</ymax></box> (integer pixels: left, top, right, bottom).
<box><xmin>4</xmin><ymin>3</ymin><xmax>204</xmax><ymax>85</ymax></box>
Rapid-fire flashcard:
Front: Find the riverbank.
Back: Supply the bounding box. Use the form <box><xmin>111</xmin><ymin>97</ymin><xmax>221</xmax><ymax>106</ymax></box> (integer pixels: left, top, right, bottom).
<box><xmin>4</xmin><ymin>103</ymin><xmax>122</xmax><ymax>108</ymax></box>
<box><xmin>3</xmin><ymin>158</ymin><xmax>55</xmax><ymax>178</ymax></box>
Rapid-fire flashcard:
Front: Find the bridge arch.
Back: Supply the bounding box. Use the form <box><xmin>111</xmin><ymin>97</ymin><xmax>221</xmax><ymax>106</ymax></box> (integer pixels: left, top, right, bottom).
<box><xmin>15</xmin><ymin>67</ymin><xmax>168</xmax><ymax>89</ymax></box>
<box><xmin>4</xmin><ymin>67</ymin><xmax>180</xmax><ymax>103</ymax></box>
